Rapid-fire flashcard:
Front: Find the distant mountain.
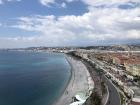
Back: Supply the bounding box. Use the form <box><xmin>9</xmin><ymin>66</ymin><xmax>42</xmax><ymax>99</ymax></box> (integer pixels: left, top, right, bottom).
<box><xmin>83</xmin><ymin>44</ymin><xmax>140</xmax><ymax>51</ymax></box>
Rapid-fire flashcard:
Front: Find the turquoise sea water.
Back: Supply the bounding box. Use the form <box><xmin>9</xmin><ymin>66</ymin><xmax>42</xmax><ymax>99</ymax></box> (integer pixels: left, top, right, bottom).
<box><xmin>0</xmin><ymin>51</ymin><xmax>71</xmax><ymax>105</ymax></box>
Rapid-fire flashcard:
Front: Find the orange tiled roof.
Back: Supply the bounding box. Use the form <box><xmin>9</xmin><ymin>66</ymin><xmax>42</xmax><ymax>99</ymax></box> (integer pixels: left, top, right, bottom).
<box><xmin>125</xmin><ymin>59</ymin><xmax>140</xmax><ymax>65</ymax></box>
<box><xmin>110</xmin><ymin>53</ymin><xmax>140</xmax><ymax>64</ymax></box>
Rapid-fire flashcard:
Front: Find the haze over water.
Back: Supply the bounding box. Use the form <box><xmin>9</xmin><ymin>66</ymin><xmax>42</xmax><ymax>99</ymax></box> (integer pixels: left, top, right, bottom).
<box><xmin>0</xmin><ymin>51</ymin><xmax>71</xmax><ymax>105</ymax></box>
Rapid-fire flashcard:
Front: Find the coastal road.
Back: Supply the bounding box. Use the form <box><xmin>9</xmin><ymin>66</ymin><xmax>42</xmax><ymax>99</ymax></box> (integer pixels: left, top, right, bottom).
<box><xmin>103</xmin><ymin>76</ymin><xmax>121</xmax><ymax>105</ymax></box>
<box><xmin>91</xmin><ymin>58</ymin><xmax>121</xmax><ymax>105</ymax></box>
<box><xmin>71</xmin><ymin>56</ymin><xmax>121</xmax><ymax>105</ymax></box>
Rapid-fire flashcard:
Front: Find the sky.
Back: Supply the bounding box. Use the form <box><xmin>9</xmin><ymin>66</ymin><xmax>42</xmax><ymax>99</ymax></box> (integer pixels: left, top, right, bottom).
<box><xmin>0</xmin><ymin>0</ymin><xmax>140</xmax><ymax>48</ymax></box>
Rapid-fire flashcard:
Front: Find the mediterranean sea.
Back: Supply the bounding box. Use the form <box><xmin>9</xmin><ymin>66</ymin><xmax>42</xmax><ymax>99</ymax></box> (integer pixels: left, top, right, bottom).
<box><xmin>0</xmin><ymin>51</ymin><xmax>71</xmax><ymax>105</ymax></box>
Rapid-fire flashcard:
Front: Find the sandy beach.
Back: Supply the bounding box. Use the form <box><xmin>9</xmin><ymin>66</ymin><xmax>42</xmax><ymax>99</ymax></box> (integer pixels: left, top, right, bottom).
<box><xmin>54</xmin><ymin>55</ymin><xmax>94</xmax><ymax>105</ymax></box>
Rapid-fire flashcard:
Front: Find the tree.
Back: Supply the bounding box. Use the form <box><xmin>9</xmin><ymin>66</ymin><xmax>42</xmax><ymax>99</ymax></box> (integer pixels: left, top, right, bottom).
<box><xmin>90</xmin><ymin>91</ymin><xmax>101</xmax><ymax>105</ymax></box>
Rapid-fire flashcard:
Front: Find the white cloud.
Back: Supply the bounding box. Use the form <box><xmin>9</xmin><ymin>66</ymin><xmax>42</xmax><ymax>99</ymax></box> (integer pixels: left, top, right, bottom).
<box><xmin>64</xmin><ymin>0</ymin><xmax>140</xmax><ymax>9</ymax></box>
<box><xmin>10</xmin><ymin>6</ymin><xmax>140</xmax><ymax>47</ymax></box>
<box><xmin>81</xmin><ymin>0</ymin><xmax>140</xmax><ymax>6</ymax></box>
<box><xmin>39</xmin><ymin>0</ymin><xmax>67</xmax><ymax>8</ymax></box>
<box><xmin>39</xmin><ymin>0</ymin><xmax>55</xmax><ymax>7</ymax></box>
<box><xmin>36</xmin><ymin>0</ymin><xmax>140</xmax><ymax>8</ymax></box>
<box><xmin>0</xmin><ymin>36</ymin><xmax>44</xmax><ymax>48</ymax></box>
<box><xmin>0</xmin><ymin>0</ymin><xmax>2</xmax><ymax>4</ymax></box>
<box><xmin>61</xmin><ymin>2</ymin><xmax>66</xmax><ymax>8</ymax></box>
<box><xmin>127</xmin><ymin>30</ymin><xmax>140</xmax><ymax>39</ymax></box>
<box><xmin>65</xmin><ymin>0</ymin><xmax>78</xmax><ymax>3</ymax></box>
<box><xmin>0</xmin><ymin>0</ymin><xmax>138</xmax><ymax>47</ymax></box>
<box><xmin>0</xmin><ymin>0</ymin><xmax>21</xmax><ymax>4</ymax></box>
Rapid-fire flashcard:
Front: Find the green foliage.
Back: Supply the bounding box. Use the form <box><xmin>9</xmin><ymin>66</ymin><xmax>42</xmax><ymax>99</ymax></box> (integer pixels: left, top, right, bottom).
<box><xmin>90</xmin><ymin>92</ymin><xmax>101</xmax><ymax>105</ymax></box>
<box><xmin>101</xmin><ymin>81</ymin><xmax>106</xmax><ymax>94</ymax></box>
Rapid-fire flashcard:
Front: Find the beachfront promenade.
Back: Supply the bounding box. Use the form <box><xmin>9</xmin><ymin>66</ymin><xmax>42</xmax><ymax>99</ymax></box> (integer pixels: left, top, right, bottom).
<box><xmin>54</xmin><ymin>56</ymin><xmax>94</xmax><ymax>105</ymax></box>
<box><xmin>54</xmin><ymin>53</ymin><xmax>120</xmax><ymax>105</ymax></box>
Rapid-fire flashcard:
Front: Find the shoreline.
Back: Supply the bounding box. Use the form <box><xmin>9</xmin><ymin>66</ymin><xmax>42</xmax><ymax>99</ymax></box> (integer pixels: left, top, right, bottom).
<box><xmin>52</xmin><ymin>55</ymin><xmax>73</xmax><ymax>105</ymax></box>
<box><xmin>53</xmin><ymin>55</ymin><xmax>94</xmax><ymax>105</ymax></box>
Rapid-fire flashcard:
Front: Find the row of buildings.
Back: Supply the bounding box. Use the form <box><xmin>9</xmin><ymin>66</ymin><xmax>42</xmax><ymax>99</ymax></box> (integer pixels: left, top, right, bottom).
<box><xmin>74</xmin><ymin>50</ymin><xmax>140</xmax><ymax>105</ymax></box>
<box><xmin>93</xmin><ymin>52</ymin><xmax>140</xmax><ymax>77</ymax></box>
<box><xmin>88</xmin><ymin>52</ymin><xmax>140</xmax><ymax>105</ymax></box>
